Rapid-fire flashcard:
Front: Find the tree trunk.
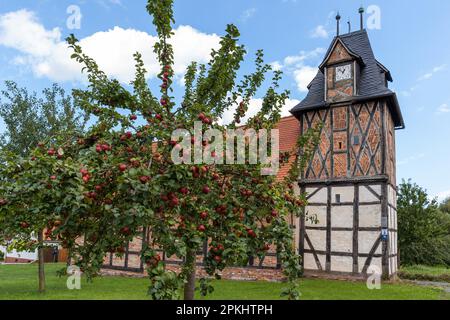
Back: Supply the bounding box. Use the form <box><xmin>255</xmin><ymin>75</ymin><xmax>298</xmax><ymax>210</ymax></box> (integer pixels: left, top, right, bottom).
<box><xmin>37</xmin><ymin>230</ymin><xmax>46</xmax><ymax>293</ymax></box>
<box><xmin>183</xmin><ymin>249</ymin><xmax>196</xmax><ymax>300</ymax></box>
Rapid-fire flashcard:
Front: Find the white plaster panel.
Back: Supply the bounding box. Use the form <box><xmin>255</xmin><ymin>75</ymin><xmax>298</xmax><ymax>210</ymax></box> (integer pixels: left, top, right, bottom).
<box><xmin>331</xmin><ymin>231</ymin><xmax>353</xmax><ymax>253</ymax></box>
<box><xmin>388</xmin><ymin>207</ymin><xmax>393</xmax><ymax>230</ymax></box>
<box><xmin>358</xmin><ymin>257</ymin><xmax>382</xmax><ymax>273</ymax></box>
<box><xmin>304</xmin><ymin>253</ymin><xmax>317</xmax><ymax>270</ymax></box>
<box><xmin>390</xmin><ymin>256</ymin><xmax>397</xmax><ymax>274</ymax></box>
<box><xmin>331</xmin><ymin>256</ymin><xmax>353</xmax><ymax>273</ymax></box>
<box><xmin>359</xmin><ymin>204</ymin><xmax>381</xmax><ymax>228</ymax></box>
<box><xmin>388</xmin><ymin>185</ymin><xmax>397</xmax><ymax>207</ymax></box>
<box><xmin>389</xmin><ymin>231</ymin><xmax>395</xmax><ymax>254</ymax></box>
<box><xmin>359</xmin><ymin>185</ymin><xmax>381</xmax><ymax>203</ymax></box>
<box><xmin>305</xmin><ymin>206</ymin><xmax>327</xmax><ymax>227</ymax></box>
<box><xmin>306</xmin><ymin>187</ymin><xmax>327</xmax><ymax>203</ymax></box>
<box><xmin>304</xmin><ymin>253</ymin><xmax>326</xmax><ymax>271</ymax></box>
<box><xmin>389</xmin><ymin>257</ymin><xmax>392</xmax><ymax>275</ymax></box>
<box><xmin>331</xmin><ymin>186</ymin><xmax>354</xmax><ymax>203</ymax></box>
<box><xmin>306</xmin><ymin>229</ymin><xmax>327</xmax><ymax>251</ymax></box>
<box><xmin>391</xmin><ymin>231</ymin><xmax>397</xmax><ymax>255</ymax></box>
<box><xmin>331</xmin><ymin>205</ymin><xmax>353</xmax><ymax>228</ymax></box>
<box><xmin>358</xmin><ymin>231</ymin><xmax>381</xmax><ymax>254</ymax></box>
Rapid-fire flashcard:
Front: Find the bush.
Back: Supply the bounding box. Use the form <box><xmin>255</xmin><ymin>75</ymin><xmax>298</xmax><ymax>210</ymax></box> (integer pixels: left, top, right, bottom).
<box><xmin>397</xmin><ymin>180</ymin><xmax>450</xmax><ymax>267</ymax></box>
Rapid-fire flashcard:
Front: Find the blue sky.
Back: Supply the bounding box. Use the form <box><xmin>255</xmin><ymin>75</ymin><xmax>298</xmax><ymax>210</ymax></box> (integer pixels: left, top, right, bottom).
<box><xmin>0</xmin><ymin>0</ymin><xmax>449</xmax><ymax>201</ymax></box>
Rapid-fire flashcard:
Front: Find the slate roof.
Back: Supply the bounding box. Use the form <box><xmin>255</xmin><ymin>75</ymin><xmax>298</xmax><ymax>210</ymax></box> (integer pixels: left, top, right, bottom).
<box><xmin>290</xmin><ymin>29</ymin><xmax>404</xmax><ymax>129</ymax></box>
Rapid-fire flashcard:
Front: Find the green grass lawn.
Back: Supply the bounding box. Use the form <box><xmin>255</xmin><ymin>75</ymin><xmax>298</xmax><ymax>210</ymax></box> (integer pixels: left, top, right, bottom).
<box><xmin>0</xmin><ymin>263</ymin><xmax>448</xmax><ymax>300</ymax></box>
<box><xmin>399</xmin><ymin>265</ymin><xmax>450</xmax><ymax>282</ymax></box>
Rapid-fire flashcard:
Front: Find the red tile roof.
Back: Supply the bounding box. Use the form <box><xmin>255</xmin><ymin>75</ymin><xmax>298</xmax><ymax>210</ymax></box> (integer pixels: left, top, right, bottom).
<box><xmin>274</xmin><ymin>116</ymin><xmax>300</xmax><ymax>181</ymax></box>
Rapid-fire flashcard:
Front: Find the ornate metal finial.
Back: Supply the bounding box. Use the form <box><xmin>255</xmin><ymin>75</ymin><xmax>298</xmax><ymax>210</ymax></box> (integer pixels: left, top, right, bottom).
<box><xmin>359</xmin><ymin>6</ymin><xmax>365</xmax><ymax>30</ymax></box>
<box><xmin>336</xmin><ymin>12</ymin><xmax>341</xmax><ymax>36</ymax></box>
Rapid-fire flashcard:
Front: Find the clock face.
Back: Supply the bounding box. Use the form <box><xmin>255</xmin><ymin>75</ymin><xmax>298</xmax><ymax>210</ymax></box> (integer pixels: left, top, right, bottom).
<box><xmin>335</xmin><ymin>64</ymin><xmax>352</xmax><ymax>81</ymax></box>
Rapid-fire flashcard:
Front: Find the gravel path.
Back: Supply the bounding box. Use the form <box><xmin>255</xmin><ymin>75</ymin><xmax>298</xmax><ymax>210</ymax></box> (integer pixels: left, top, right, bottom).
<box><xmin>413</xmin><ymin>280</ymin><xmax>450</xmax><ymax>293</ymax></box>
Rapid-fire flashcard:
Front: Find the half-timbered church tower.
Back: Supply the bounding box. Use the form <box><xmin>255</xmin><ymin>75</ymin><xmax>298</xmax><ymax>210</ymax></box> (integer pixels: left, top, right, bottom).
<box><xmin>290</xmin><ymin>11</ymin><xmax>404</xmax><ymax>278</ymax></box>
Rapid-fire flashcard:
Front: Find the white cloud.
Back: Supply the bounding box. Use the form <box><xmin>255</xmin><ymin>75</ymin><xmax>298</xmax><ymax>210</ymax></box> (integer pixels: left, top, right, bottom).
<box><xmin>270</xmin><ymin>61</ymin><xmax>283</xmax><ymax>71</ymax></box>
<box><xmin>96</xmin><ymin>0</ymin><xmax>124</xmax><ymax>9</ymax></box>
<box><xmin>397</xmin><ymin>153</ymin><xmax>425</xmax><ymax>166</ymax></box>
<box><xmin>310</xmin><ymin>25</ymin><xmax>328</xmax><ymax>39</ymax></box>
<box><xmin>219</xmin><ymin>98</ymin><xmax>300</xmax><ymax>126</ymax></box>
<box><xmin>437</xmin><ymin>103</ymin><xmax>450</xmax><ymax>114</ymax></box>
<box><xmin>293</xmin><ymin>66</ymin><xmax>318</xmax><ymax>92</ymax></box>
<box><xmin>241</xmin><ymin>8</ymin><xmax>257</xmax><ymax>22</ymax></box>
<box><xmin>418</xmin><ymin>64</ymin><xmax>447</xmax><ymax>81</ymax></box>
<box><xmin>0</xmin><ymin>9</ymin><xmax>221</xmax><ymax>84</ymax></box>
<box><xmin>283</xmin><ymin>48</ymin><xmax>325</xmax><ymax>68</ymax></box>
<box><xmin>269</xmin><ymin>48</ymin><xmax>323</xmax><ymax>93</ymax></box>
<box><xmin>436</xmin><ymin>190</ymin><xmax>450</xmax><ymax>202</ymax></box>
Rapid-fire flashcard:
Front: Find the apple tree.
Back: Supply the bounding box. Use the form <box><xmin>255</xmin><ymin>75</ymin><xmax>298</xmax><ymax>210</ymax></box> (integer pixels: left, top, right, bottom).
<box><xmin>0</xmin><ymin>143</ymin><xmax>82</xmax><ymax>292</ymax></box>
<box><xmin>1</xmin><ymin>0</ymin><xmax>320</xmax><ymax>299</ymax></box>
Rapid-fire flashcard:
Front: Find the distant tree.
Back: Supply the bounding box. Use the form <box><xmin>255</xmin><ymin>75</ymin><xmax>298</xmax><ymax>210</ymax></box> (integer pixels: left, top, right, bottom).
<box><xmin>0</xmin><ymin>81</ymin><xmax>88</xmax><ymax>157</ymax></box>
<box><xmin>0</xmin><ymin>81</ymin><xmax>88</xmax><ymax>293</ymax></box>
<box><xmin>440</xmin><ymin>197</ymin><xmax>450</xmax><ymax>215</ymax></box>
<box><xmin>397</xmin><ymin>180</ymin><xmax>450</xmax><ymax>266</ymax></box>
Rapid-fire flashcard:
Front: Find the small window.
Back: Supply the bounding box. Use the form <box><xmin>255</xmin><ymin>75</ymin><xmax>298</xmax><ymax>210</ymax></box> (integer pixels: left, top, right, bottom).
<box><xmin>338</xmin><ymin>142</ymin><xmax>343</xmax><ymax>149</ymax></box>
<box><xmin>353</xmin><ymin>136</ymin><xmax>360</xmax><ymax>145</ymax></box>
<box><xmin>335</xmin><ymin>194</ymin><xmax>341</xmax><ymax>204</ymax></box>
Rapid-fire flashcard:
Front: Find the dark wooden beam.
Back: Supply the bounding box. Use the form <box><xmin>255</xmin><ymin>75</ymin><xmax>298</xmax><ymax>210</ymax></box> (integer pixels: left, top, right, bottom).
<box><xmin>353</xmin><ymin>184</ymin><xmax>359</xmax><ymax>273</ymax></box>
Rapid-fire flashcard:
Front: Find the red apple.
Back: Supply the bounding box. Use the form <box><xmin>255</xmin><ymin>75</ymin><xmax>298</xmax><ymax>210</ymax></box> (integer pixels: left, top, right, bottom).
<box><xmin>214</xmin><ymin>255</ymin><xmax>222</xmax><ymax>263</ymax></box>
<box><xmin>139</xmin><ymin>176</ymin><xmax>150</xmax><ymax>184</ymax></box>
<box><xmin>247</xmin><ymin>229</ymin><xmax>256</xmax><ymax>238</ymax></box>
<box><xmin>179</xmin><ymin>187</ymin><xmax>189</xmax><ymax>195</ymax></box>
<box><xmin>120</xmin><ymin>227</ymin><xmax>131</xmax><ymax>236</ymax></box>
<box><xmin>20</xmin><ymin>222</ymin><xmax>29</xmax><ymax>229</ymax></box>
<box><xmin>118</xmin><ymin>164</ymin><xmax>127</xmax><ymax>172</ymax></box>
<box><xmin>170</xmin><ymin>197</ymin><xmax>180</xmax><ymax>207</ymax></box>
<box><xmin>271</xmin><ymin>210</ymin><xmax>278</xmax><ymax>218</ymax></box>
<box><xmin>202</xmin><ymin>186</ymin><xmax>211</xmax><ymax>194</ymax></box>
<box><xmin>129</xmin><ymin>114</ymin><xmax>137</xmax><ymax>121</ymax></box>
<box><xmin>200</xmin><ymin>211</ymin><xmax>208</xmax><ymax>219</ymax></box>
<box><xmin>197</xmin><ymin>225</ymin><xmax>206</xmax><ymax>232</ymax></box>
